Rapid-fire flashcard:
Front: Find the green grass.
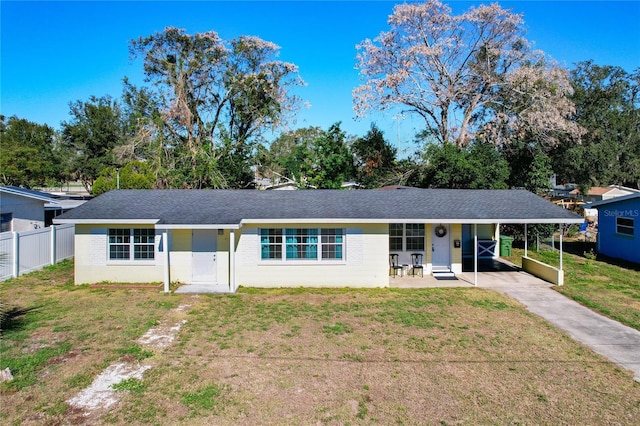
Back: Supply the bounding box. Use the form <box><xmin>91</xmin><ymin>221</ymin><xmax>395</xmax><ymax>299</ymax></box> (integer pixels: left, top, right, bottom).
<box><xmin>322</xmin><ymin>322</ymin><xmax>353</xmax><ymax>335</ymax></box>
<box><xmin>117</xmin><ymin>344</ymin><xmax>154</xmax><ymax>361</ymax></box>
<box><xmin>1</xmin><ymin>342</ymin><xmax>72</xmax><ymax>390</ymax></box>
<box><xmin>0</xmin><ymin>259</ymin><xmax>179</xmax><ymax>395</ymax></box>
<box><xmin>507</xmin><ymin>246</ymin><xmax>640</xmax><ymax>331</ymax></box>
<box><xmin>2</xmin><ymin>256</ymin><xmax>640</xmax><ymax>425</ymax></box>
<box><xmin>181</xmin><ymin>384</ymin><xmax>227</xmax><ymax>414</ymax></box>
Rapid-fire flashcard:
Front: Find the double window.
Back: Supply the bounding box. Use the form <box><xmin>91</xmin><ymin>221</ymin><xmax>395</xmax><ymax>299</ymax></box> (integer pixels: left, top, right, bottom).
<box><xmin>260</xmin><ymin>228</ymin><xmax>344</xmax><ymax>261</ymax></box>
<box><xmin>108</xmin><ymin>228</ymin><xmax>155</xmax><ymax>260</ymax></box>
<box><xmin>616</xmin><ymin>217</ymin><xmax>634</xmax><ymax>236</ymax></box>
<box><xmin>389</xmin><ymin>224</ymin><xmax>425</xmax><ymax>251</ymax></box>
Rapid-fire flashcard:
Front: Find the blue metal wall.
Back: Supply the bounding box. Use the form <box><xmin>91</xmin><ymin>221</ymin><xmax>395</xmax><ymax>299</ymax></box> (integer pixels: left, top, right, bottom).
<box><xmin>596</xmin><ymin>197</ymin><xmax>640</xmax><ymax>264</ymax></box>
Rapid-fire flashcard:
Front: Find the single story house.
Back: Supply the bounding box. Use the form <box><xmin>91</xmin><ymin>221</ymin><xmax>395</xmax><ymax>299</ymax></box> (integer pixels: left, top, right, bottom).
<box><xmin>54</xmin><ymin>188</ymin><xmax>583</xmax><ymax>292</ymax></box>
<box><xmin>44</xmin><ymin>197</ymin><xmax>89</xmax><ymax>227</ymax></box>
<box><xmin>591</xmin><ymin>193</ymin><xmax>640</xmax><ymax>264</ymax></box>
<box><xmin>0</xmin><ymin>186</ymin><xmax>59</xmax><ymax>232</ymax></box>
<box><xmin>570</xmin><ymin>185</ymin><xmax>639</xmax><ymax>203</ymax></box>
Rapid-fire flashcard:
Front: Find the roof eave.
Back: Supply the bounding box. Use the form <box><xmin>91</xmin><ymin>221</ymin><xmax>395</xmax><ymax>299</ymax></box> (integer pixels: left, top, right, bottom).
<box><xmin>590</xmin><ymin>193</ymin><xmax>640</xmax><ymax>207</ymax></box>
<box><xmin>53</xmin><ymin>219</ymin><xmax>160</xmax><ymax>225</ymax></box>
<box><xmin>155</xmin><ymin>224</ymin><xmax>241</xmax><ymax>230</ymax></box>
<box><xmin>1</xmin><ymin>187</ymin><xmax>58</xmax><ymax>203</ymax></box>
<box><xmin>240</xmin><ymin>218</ymin><xmax>584</xmax><ymax>225</ymax></box>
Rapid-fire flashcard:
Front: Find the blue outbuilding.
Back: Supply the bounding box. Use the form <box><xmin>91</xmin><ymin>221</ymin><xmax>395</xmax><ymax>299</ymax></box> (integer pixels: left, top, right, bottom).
<box><xmin>591</xmin><ymin>193</ymin><xmax>640</xmax><ymax>264</ymax></box>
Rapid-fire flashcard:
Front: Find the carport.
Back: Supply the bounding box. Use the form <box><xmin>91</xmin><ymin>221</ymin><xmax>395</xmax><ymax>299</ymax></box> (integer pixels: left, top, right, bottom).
<box><xmin>465</xmin><ymin>221</ymin><xmax>581</xmax><ymax>286</ymax></box>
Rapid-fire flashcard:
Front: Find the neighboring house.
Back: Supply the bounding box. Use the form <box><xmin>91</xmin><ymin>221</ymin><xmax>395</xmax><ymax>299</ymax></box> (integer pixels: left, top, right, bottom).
<box><xmin>591</xmin><ymin>193</ymin><xmax>640</xmax><ymax>264</ymax></box>
<box><xmin>570</xmin><ymin>185</ymin><xmax>639</xmax><ymax>203</ymax></box>
<box><xmin>54</xmin><ymin>188</ymin><xmax>582</xmax><ymax>292</ymax></box>
<box><xmin>44</xmin><ymin>197</ymin><xmax>89</xmax><ymax>227</ymax></box>
<box><xmin>0</xmin><ymin>186</ymin><xmax>59</xmax><ymax>232</ymax></box>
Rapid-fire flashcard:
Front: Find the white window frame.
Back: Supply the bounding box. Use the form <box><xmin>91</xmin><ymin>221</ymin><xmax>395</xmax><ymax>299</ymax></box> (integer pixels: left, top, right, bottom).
<box><xmin>260</xmin><ymin>228</ymin><xmax>345</xmax><ymax>263</ymax></box>
<box><xmin>389</xmin><ymin>224</ymin><xmax>425</xmax><ymax>252</ymax></box>
<box><xmin>389</xmin><ymin>224</ymin><xmax>403</xmax><ymax>251</ymax></box>
<box><xmin>405</xmin><ymin>224</ymin><xmax>426</xmax><ymax>251</ymax></box>
<box><xmin>108</xmin><ymin>228</ymin><xmax>156</xmax><ymax>262</ymax></box>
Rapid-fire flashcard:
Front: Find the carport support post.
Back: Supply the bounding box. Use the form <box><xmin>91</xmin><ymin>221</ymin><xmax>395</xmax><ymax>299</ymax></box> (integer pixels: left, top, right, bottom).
<box><xmin>230</xmin><ymin>229</ymin><xmax>236</xmax><ymax>292</ymax></box>
<box><xmin>559</xmin><ymin>224</ymin><xmax>563</xmax><ymax>272</ymax></box>
<box><xmin>163</xmin><ymin>231</ymin><xmax>170</xmax><ymax>293</ymax></box>
<box><xmin>524</xmin><ymin>224</ymin><xmax>528</xmax><ymax>257</ymax></box>
<box><xmin>474</xmin><ymin>224</ymin><xmax>478</xmax><ymax>286</ymax></box>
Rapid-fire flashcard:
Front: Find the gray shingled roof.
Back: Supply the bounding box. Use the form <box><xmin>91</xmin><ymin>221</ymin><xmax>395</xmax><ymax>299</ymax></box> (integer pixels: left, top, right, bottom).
<box><xmin>54</xmin><ymin>189</ymin><xmax>583</xmax><ymax>225</ymax></box>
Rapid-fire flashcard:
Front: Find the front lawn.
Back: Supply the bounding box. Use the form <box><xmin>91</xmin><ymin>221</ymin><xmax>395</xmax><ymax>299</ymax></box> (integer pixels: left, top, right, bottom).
<box><xmin>1</xmin><ymin>260</ymin><xmax>639</xmax><ymax>425</ymax></box>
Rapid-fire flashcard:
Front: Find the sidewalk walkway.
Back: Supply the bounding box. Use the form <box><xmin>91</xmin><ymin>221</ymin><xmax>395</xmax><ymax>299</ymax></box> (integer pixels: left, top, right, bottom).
<box><xmin>479</xmin><ymin>274</ymin><xmax>640</xmax><ymax>382</ymax></box>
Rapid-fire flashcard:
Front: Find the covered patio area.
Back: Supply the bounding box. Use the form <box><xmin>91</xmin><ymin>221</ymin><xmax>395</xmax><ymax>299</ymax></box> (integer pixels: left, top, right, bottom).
<box><xmin>389</xmin><ymin>257</ymin><xmax>549</xmax><ymax>289</ymax></box>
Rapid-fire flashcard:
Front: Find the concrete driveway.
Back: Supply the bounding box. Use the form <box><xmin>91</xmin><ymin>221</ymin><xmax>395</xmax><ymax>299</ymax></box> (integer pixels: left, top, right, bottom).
<box><xmin>478</xmin><ymin>271</ymin><xmax>640</xmax><ymax>382</ymax></box>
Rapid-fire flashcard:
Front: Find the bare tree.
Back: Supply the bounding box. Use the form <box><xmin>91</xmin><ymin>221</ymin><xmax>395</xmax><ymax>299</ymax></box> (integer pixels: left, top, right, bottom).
<box><xmin>354</xmin><ymin>0</ymin><xmax>582</xmax><ymax>147</ymax></box>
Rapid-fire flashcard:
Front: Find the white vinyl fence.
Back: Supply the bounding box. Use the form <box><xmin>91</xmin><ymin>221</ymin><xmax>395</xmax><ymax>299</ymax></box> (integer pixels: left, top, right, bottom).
<box><xmin>0</xmin><ymin>224</ymin><xmax>74</xmax><ymax>281</ymax></box>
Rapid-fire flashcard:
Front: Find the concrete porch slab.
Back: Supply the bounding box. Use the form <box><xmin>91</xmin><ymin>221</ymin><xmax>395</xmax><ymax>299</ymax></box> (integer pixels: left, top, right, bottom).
<box><xmin>174</xmin><ymin>284</ymin><xmax>231</xmax><ymax>294</ymax></box>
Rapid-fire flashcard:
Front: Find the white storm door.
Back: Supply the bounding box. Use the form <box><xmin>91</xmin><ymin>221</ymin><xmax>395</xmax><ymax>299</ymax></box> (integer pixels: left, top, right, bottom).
<box><xmin>432</xmin><ymin>225</ymin><xmax>451</xmax><ymax>267</ymax></box>
<box><xmin>192</xmin><ymin>230</ymin><xmax>217</xmax><ymax>283</ymax></box>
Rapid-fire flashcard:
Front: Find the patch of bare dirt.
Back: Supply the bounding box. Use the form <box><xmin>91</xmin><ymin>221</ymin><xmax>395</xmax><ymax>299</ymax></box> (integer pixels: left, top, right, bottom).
<box><xmin>43</xmin><ymin>350</ymin><xmax>80</xmax><ymax>368</ymax></box>
<box><xmin>63</xmin><ymin>303</ymin><xmax>193</xmax><ymax>423</ymax></box>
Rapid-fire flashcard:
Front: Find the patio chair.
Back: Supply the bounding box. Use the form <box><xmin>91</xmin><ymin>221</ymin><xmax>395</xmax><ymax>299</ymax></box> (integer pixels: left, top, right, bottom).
<box><xmin>410</xmin><ymin>253</ymin><xmax>424</xmax><ymax>277</ymax></box>
<box><xmin>389</xmin><ymin>254</ymin><xmax>403</xmax><ymax>277</ymax></box>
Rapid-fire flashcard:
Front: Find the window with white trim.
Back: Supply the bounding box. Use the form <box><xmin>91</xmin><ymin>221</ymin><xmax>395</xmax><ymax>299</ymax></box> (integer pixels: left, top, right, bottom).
<box><xmin>616</xmin><ymin>217</ymin><xmax>634</xmax><ymax>236</ymax></box>
<box><xmin>406</xmin><ymin>224</ymin><xmax>425</xmax><ymax>250</ymax></box>
<box><xmin>389</xmin><ymin>224</ymin><xmax>425</xmax><ymax>251</ymax></box>
<box><xmin>260</xmin><ymin>228</ymin><xmax>282</xmax><ymax>259</ymax></box>
<box><xmin>389</xmin><ymin>224</ymin><xmax>403</xmax><ymax>251</ymax></box>
<box><xmin>321</xmin><ymin>228</ymin><xmax>343</xmax><ymax>259</ymax></box>
<box><xmin>108</xmin><ymin>228</ymin><xmax>155</xmax><ymax>260</ymax></box>
<box><xmin>286</xmin><ymin>228</ymin><xmax>318</xmax><ymax>259</ymax></box>
<box><xmin>260</xmin><ymin>228</ymin><xmax>344</xmax><ymax>261</ymax></box>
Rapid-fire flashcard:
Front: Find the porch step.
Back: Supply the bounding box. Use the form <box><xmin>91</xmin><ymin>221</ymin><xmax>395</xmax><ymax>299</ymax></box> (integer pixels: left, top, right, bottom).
<box><xmin>174</xmin><ymin>283</ymin><xmax>232</xmax><ymax>294</ymax></box>
<box><xmin>432</xmin><ymin>266</ymin><xmax>457</xmax><ymax>280</ymax></box>
<box><xmin>432</xmin><ymin>272</ymin><xmax>457</xmax><ymax>281</ymax></box>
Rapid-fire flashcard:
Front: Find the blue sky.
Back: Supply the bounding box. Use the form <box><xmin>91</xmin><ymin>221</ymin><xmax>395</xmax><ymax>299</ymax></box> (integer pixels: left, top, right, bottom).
<box><xmin>2</xmin><ymin>1</ymin><xmax>639</xmax><ymax>156</ymax></box>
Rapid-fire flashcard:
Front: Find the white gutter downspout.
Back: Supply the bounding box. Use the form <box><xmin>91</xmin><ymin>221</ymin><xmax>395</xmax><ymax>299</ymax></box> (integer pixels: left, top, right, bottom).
<box><xmin>474</xmin><ymin>223</ymin><xmax>478</xmax><ymax>286</ymax></box>
<box><xmin>163</xmin><ymin>231</ymin><xmax>170</xmax><ymax>293</ymax></box>
<box><xmin>524</xmin><ymin>224</ymin><xmax>528</xmax><ymax>257</ymax></box>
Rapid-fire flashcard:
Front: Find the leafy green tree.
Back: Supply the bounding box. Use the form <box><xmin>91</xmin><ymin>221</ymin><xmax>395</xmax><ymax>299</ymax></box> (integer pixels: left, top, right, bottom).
<box><xmin>501</xmin><ymin>140</ymin><xmax>554</xmax><ymax>194</ymax></box>
<box><xmin>92</xmin><ymin>161</ymin><xmax>156</xmax><ymax>195</ymax></box>
<box><xmin>351</xmin><ymin>124</ymin><xmax>397</xmax><ymax>188</ymax></box>
<box><xmin>256</xmin><ymin>125</ymin><xmax>355</xmax><ymax>189</ymax></box>
<box><xmin>307</xmin><ymin>123</ymin><xmax>355</xmax><ymax>189</ymax></box>
<box><xmin>420</xmin><ymin>142</ymin><xmax>473</xmax><ymax>189</ymax></box>
<box><xmin>255</xmin><ymin>127</ymin><xmax>324</xmax><ymax>187</ymax></box>
<box><xmin>60</xmin><ymin>96</ymin><xmax>125</xmax><ymax>193</ymax></box>
<box><xmin>551</xmin><ymin>61</ymin><xmax>640</xmax><ymax>189</ymax></box>
<box><xmin>419</xmin><ymin>140</ymin><xmax>508</xmax><ymax>189</ymax></box>
<box><xmin>466</xmin><ymin>141</ymin><xmax>510</xmax><ymax>190</ymax></box>
<box><xmin>0</xmin><ymin>116</ymin><xmax>65</xmax><ymax>188</ymax></box>
<box><xmin>126</xmin><ymin>27</ymin><xmax>304</xmax><ymax>188</ymax></box>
